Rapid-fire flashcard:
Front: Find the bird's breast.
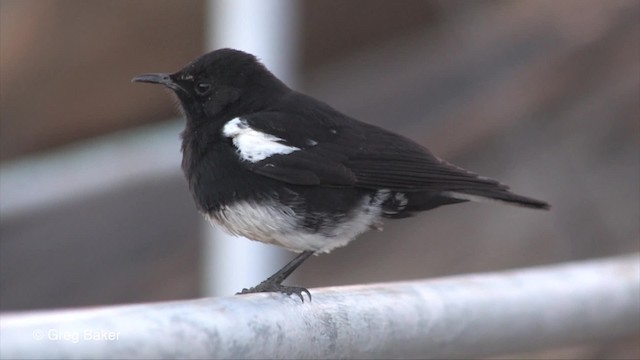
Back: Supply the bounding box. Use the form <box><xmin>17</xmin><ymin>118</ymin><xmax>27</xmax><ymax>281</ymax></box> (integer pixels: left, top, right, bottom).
<box><xmin>181</xmin><ymin>133</ymin><xmax>261</xmax><ymax>212</ymax></box>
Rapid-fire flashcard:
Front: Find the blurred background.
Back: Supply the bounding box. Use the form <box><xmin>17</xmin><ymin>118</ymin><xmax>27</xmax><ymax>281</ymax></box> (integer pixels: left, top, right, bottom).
<box><xmin>1</xmin><ymin>0</ymin><xmax>638</xmax><ymax>358</ymax></box>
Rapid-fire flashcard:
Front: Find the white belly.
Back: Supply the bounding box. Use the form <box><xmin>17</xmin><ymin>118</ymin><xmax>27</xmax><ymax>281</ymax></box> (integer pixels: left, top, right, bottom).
<box><xmin>207</xmin><ymin>194</ymin><xmax>386</xmax><ymax>253</ymax></box>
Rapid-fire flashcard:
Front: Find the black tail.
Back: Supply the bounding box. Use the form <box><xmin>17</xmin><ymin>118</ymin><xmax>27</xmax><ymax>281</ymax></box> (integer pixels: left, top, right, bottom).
<box><xmin>443</xmin><ymin>189</ymin><xmax>550</xmax><ymax>210</ymax></box>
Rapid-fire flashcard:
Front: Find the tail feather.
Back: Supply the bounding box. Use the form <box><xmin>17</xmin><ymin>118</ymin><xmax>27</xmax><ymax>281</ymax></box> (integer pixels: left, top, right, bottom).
<box><xmin>443</xmin><ymin>189</ymin><xmax>550</xmax><ymax>210</ymax></box>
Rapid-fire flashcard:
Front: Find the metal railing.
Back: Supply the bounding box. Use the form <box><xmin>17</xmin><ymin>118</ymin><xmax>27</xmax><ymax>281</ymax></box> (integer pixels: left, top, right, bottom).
<box><xmin>1</xmin><ymin>254</ymin><xmax>638</xmax><ymax>359</ymax></box>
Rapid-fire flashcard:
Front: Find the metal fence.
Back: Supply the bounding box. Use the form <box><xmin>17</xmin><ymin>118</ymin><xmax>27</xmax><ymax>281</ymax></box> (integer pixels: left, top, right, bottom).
<box><xmin>1</xmin><ymin>254</ymin><xmax>638</xmax><ymax>359</ymax></box>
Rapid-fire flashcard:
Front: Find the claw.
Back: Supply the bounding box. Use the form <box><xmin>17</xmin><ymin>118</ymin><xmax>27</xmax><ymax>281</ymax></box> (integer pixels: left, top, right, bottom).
<box><xmin>283</xmin><ymin>286</ymin><xmax>312</xmax><ymax>302</ymax></box>
<box><xmin>235</xmin><ymin>251</ymin><xmax>314</xmax><ymax>302</ymax></box>
<box><xmin>236</xmin><ymin>283</ymin><xmax>311</xmax><ymax>302</ymax></box>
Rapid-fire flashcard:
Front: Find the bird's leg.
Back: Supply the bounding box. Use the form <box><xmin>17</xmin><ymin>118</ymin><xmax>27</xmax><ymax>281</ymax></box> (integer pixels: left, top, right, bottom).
<box><xmin>237</xmin><ymin>250</ymin><xmax>315</xmax><ymax>301</ymax></box>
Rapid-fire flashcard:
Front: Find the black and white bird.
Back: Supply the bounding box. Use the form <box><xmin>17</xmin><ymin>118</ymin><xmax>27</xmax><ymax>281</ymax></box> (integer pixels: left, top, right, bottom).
<box><xmin>133</xmin><ymin>48</ymin><xmax>549</xmax><ymax>301</ymax></box>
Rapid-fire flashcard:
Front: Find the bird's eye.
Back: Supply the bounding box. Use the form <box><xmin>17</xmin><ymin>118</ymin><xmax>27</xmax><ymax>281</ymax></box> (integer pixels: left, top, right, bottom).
<box><xmin>194</xmin><ymin>81</ymin><xmax>212</xmax><ymax>96</ymax></box>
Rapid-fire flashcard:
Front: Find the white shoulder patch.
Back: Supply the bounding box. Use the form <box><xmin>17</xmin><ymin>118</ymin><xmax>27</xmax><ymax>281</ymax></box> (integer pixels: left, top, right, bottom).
<box><xmin>222</xmin><ymin>117</ymin><xmax>299</xmax><ymax>162</ymax></box>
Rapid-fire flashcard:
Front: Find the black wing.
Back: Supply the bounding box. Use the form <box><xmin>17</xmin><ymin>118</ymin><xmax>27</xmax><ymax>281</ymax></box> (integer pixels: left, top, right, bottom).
<box><xmin>233</xmin><ymin>92</ymin><xmax>549</xmax><ymax>210</ymax></box>
<box><xmin>237</xmin><ymin>107</ymin><xmax>507</xmax><ymax>194</ymax></box>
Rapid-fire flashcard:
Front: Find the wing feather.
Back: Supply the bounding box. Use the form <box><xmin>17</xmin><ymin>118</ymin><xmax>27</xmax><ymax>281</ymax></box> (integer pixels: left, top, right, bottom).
<box><xmin>233</xmin><ymin>109</ymin><xmax>507</xmax><ymax>195</ymax></box>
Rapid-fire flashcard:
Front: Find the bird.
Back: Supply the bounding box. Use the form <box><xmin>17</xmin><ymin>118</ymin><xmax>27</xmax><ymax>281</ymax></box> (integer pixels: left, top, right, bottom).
<box><xmin>132</xmin><ymin>48</ymin><xmax>549</xmax><ymax>301</ymax></box>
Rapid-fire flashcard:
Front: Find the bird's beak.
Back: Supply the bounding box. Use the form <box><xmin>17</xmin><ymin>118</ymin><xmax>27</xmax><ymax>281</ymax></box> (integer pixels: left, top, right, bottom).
<box><xmin>131</xmin><ymin>73</ymin><xmax>185</xmax><ymax>93</ymax></box>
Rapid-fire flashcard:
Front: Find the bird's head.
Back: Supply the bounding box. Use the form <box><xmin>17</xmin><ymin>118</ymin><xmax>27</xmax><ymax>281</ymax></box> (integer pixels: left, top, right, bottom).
<box><xmin>132</xmin><ymin>48</ymin><xmax>288</xmax><ymax>121</ymax></box>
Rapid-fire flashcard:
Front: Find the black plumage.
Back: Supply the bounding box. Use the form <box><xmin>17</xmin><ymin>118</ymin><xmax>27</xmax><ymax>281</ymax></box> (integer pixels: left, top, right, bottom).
<box><xmin>133</xmin><ymin>48</ymin><xmax>549</xmax><ymax>301</ymax></box>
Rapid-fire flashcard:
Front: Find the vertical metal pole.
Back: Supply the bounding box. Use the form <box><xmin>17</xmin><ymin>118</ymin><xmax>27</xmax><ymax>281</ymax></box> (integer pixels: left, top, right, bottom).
<box><xmin>202</xmin><ymin>0</ymin><xmax>300</xmax><ymax>296</ymax></box>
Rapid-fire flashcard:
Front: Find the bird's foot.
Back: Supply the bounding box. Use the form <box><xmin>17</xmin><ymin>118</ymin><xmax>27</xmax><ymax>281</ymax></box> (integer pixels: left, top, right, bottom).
<box><xmin>237</xmin><ymin>281</ymin><xmax>311</xmax><ymax>302</ymax></box>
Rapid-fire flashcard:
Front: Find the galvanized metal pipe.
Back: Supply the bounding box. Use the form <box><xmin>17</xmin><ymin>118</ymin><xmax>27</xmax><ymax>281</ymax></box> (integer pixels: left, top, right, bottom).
<box><xmin>1</xmin><ymin>254</ymin><xmax>638</xmax><ymax>359</ymax></box>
